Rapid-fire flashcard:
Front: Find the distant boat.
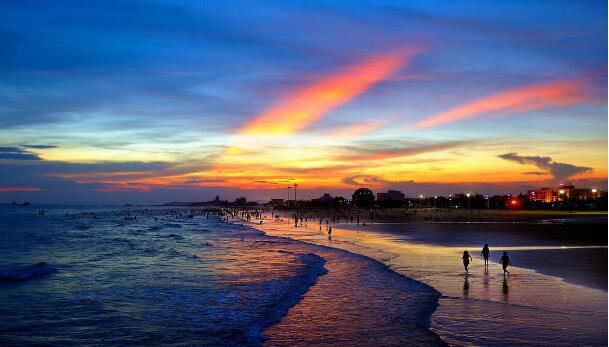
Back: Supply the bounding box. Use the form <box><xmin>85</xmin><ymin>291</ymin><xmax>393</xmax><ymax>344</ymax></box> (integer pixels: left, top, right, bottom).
<box><xmin>124</xmin><ymin>204</ymin><xmax>133</xmax><ymax>207</ymax></box>
<box><xmin>18</xmin><ymin>202</ymin><xmax>30</xmax><ymax>207</ymax></box>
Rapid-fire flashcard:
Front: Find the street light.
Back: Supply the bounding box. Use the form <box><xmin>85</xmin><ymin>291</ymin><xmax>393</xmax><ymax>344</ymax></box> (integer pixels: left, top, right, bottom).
<box><xmin>591</xmin><ymin>188</ymin><xmax>598</xmax><ymax>208</ymax></box>
<box><xmin>466</xmin><ymin>193</ymin><xmax>471</xmax><ymax>209</ymax></box>
<box><xmin>434</xmin><ymin>196</ymin><xmax>437</xmax><ymax>208</ymax></box>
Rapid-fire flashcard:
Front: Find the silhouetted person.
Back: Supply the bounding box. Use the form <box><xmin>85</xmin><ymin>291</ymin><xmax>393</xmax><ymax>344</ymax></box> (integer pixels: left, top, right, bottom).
<box><xmin>500</xmin><ymin>251</ymin><xmax>511</xmax><ymax>275</ymax></box>
<box><xmin>462</xmin><ymin>250</ymin><xmax>473</xmax><ymax>274</ymax></box>
<box><xmin>327</xmin><ymin>226</ymin><xmax>332</xmax><ymax>240</ymax></box>
<box><xmin>481</xmin><ymin>244</ymin><xmax>490</xmax><ymax>267</ymax></box>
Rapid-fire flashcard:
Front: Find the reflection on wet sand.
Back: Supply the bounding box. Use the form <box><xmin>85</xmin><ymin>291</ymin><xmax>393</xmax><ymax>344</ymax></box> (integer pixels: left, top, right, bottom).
<box><xmin>502</xmin><ymin>276</ymin><xmax>509</xmax><ymax>301</ymax></box>
<box><xmin>249</xmin><ymin>215</ymin><xmax>608</xmax><ymax>346</ymax></box>
<box><xmin>463</xmin><ymin>276</ymin><xmax>470</xmax><ymax>297</ymax></box>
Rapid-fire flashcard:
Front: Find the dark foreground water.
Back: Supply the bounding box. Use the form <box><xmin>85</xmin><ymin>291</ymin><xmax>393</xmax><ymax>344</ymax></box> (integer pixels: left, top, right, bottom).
<box><xmin>0</xmin><ymin>206</ymin><xmax>442</xmax><ymax>346</ymax></box>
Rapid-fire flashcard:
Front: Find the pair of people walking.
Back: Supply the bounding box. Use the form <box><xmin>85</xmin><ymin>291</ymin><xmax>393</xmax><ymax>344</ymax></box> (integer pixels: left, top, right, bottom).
<box><xmin>462</xmin><ymin>244</ymin><xmax>511</xmax><ymax>275</ymax></box>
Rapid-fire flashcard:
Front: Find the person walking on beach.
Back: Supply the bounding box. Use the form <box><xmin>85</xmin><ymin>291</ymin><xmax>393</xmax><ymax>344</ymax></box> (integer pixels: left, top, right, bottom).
<box><xmin>481</xmin><ymin>244</ymin><xmax>490</xmax><ymax>267</ymax></box>
<box><xmin>500</xmin><ymin>251</ymin><xmax>511</xmax><ymax>275</ymax></box>
<box><xmin>462</xmin><ymin>250</ymin><xmax>473</xmax><ymax>274</ymax></box>
<box><xmin>328</xmin><ymin>226</ymin><xmax>332</xmax><ymax>240</ymax></box>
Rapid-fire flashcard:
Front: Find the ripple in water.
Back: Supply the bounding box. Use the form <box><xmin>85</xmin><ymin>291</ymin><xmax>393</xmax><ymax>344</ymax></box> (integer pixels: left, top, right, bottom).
<box><xmin>0</xmin><ymin>206</ymin><xmax>443</xmax><ymax>346</ymax></box>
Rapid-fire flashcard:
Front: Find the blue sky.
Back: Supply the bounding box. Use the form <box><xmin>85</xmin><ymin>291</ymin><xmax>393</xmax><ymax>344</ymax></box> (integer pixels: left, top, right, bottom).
<box><xmin>0</xmin><ymin>0</ymin><xmax>607</xmax><ymax>203</ymax></box>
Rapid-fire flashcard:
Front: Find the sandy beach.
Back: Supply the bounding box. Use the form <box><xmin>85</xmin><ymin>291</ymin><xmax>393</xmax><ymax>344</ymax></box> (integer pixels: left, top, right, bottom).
<box><xmin>265</xmin><ymin>209</ymin><xmax>607</xmax><ymax>289</ymax></box>
<box><xmin>241</xmin><ymin>211</ymin><xmax>608</xmax><ymax>346</ymax></box>
<box><xmin>338</xmin><ymin>220</ymin><xmax>608</xmax><ymax>290</ymax></box>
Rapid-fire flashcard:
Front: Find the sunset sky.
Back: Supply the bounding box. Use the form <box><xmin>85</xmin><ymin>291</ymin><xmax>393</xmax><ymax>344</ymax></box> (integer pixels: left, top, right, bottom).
<box><xmin>1</xmin><ymin>0</ymin><xmax>607</xmax><ymax>204</ymax></box>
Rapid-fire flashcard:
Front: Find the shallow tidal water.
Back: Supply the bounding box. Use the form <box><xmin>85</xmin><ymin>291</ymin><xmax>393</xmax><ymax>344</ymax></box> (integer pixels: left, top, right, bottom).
<box><xmin>254</xmin><ymin>217</ymin><xmax>608</xmax><ymax>346</ymax></box>
<box><xmin>0</xmin><ymin>206</ymin><xmax>443</xmax><ymax>346</ymax></box>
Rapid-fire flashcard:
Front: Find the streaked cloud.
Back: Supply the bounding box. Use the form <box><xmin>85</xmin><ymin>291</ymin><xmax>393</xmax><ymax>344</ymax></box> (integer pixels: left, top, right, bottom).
<box><xmin>522</xmin><ymin>171</ymin><xmax>548</xmax><ymax>176</ymax></box>
<box><xmin>0</xmin><ymin>187</ymin><xmax>42</xmax><ymax>192</ymax></box>
<box><xmin>22</xmin><ymin>144</ymin><xmax>58</xmax><ymax>149</ymax></box>
<box><xmin>239</xmin><ymin>52</ymin><xmax>414</xmax><ymax>136</ymax></box>
<box><xmin>325</xmin><ymin>120</ymin><xmax>388</xmax><ymax>140</ymax></box>
<box><xmin>335</xmin><ymin>140</ymin><xmax>471</xmax><ymax>161</ymax></box>
<box><xmin>342</xmin><ymin>175</ymin><xmax>391</xmax><ymax>187</ymax></box>
<box><xmin>413</xmin><ymin>79</ymin><xmax>596</xmax><ymax>130</ymax></box>
<box><xmin>0</xmin><ymin>146</ymin><xmax>41</xmax><ymax>160</ymax></box>
<box><xmin>498</xmin><ymin>152</ymin><xmax>592</xmax><ymax>181</ymax></box>
<box><xmin>0</xmin><ymin>1</ymin><xmax>606</xmax><ymax>203</ymax></box>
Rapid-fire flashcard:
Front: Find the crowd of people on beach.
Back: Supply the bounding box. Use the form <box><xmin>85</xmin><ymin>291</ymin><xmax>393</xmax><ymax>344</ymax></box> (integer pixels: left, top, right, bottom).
<box><xmin>250</xmin><ymin>209</ymin><xmax>517</xmax><ymax>277</ymax></box>
<box><xmin>57</xmin><ymin>206</ymin><xmax>519</xmax><ymax>280</ymax></box>
<box><xmin>44</xmin><ymin>205</ymin><xmax>520</xmax><ymax>289</ymax></box>
<box><xmin>257</xmin><ymin>208</ymin><xmax>516</xmax><ymax>277</ymax></box>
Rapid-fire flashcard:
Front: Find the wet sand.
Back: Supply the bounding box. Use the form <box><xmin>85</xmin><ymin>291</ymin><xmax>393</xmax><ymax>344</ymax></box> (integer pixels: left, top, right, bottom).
<box><xmin>244</xmin><ymin>214</ymin><xmax>608</xmax><ymax>346</ymax></box>
<box><xmin>337</xmin><ymin>222</ymin><xmax>608</xmax><ymax>290</ymax></box>
<box><xmin>349</xmin><ymin>209</ymin><xmax>608</xmax><ymax>224</ymax></box>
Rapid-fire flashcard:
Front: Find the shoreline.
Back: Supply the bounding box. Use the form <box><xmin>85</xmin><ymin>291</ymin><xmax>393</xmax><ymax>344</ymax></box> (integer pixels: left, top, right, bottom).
<box><xmin>264</xmin><ymin>207</ymin><xmax>607</xmax><ymax>290</ymax></box>
<box><xmin>334</xmin><ymin>220</ymin><xmax>607</xmax><ymax>291</ymax></box>
<box><xmin>244</xmin><ymin>213</ymin><xmax>607</xmax><ymax>346</ymax></box>
<box><xmin>226</xmin><ymin>219</ymin><xmax>447</xmax><ymax>346</ymax></box>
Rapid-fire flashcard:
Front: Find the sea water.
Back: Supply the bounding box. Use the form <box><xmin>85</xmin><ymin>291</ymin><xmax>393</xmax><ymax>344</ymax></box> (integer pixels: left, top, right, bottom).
<box><xmin>0</xmin><ymin>206</ymin><xmax>443</xmax><ymax>346</ymax></box>
<box><xmin>256</xmin><ymin>218</ymin><xmax>608</xmax><ymax>346</ymax></box>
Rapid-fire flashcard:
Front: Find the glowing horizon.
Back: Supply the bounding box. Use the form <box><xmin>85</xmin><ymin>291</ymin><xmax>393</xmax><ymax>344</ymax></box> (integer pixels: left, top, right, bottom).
<box><xmin>0</xmin><ymin>1</ymin><xmax>606</xmax><ymax>203</ymax></box>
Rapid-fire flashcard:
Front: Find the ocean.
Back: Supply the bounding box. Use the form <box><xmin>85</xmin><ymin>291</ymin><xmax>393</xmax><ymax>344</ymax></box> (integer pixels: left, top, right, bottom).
<box><xmin>0</xmin><ymin>205</ymin><xmax>443</xmax><ymax>346</ymax></box>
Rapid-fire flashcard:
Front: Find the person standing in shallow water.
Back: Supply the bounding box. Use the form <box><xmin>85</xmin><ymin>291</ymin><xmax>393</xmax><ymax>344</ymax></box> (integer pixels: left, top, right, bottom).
<box><xmin>462</xmin><ymin>250</ymin><xmax>473</xmax><ymax>274</ymax></box>
<box><xmin>481</xmin><ymin>244</ymin><xmax>490</xmax><ymax>268</ymax></box>
<box><xmin>500</xmin><ymin>251</ymin><xmax>511</xmax><ymax>275</ymax></box>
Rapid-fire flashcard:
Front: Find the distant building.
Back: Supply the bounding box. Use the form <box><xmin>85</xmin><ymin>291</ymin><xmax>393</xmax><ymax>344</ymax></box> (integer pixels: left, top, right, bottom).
<box><xmin>376</xmin><ymin>190</ymin><xmax>405</xmax><ymax>202</ymax></box>
<box><xmin>269</xmin><ymin>198</ymin><xmax>285</xmax><ymax>207</ymax></box>
<box><xmin>528</xmin><ymin>184</ymin><xmax>601</xmax><ymax>202</ymax></box>
<box><xmin>527</xmin><ymin>187</ymin><xmax>557</xmax><ymax>202</ymax></box>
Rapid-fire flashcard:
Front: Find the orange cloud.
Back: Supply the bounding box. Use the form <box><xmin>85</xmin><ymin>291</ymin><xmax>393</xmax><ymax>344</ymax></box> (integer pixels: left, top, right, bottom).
<box><xmin>413</xmin><ymin>79</ymin><xmax>595</xmax><ymax>129</ymax></box>
<box><xmin>334</xmin><ymin>141</ymin><xmax>470</xmax><ymax>162</ymax></box>
<box><xmin>327</xmin><ymin>120</ymin><xmax>388</xmax><ymax>140</ymax></box>
<box><xmin>240</xmin><ymin>52</ymin><xmax>412</xmax><ymax>136</ymax></box>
